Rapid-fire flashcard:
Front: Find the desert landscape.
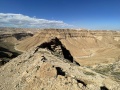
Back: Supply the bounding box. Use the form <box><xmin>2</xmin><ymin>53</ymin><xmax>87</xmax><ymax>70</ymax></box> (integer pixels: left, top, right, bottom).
<box><xmin>0</xmin><ymin>28</ymin><xmax>120</xmax><ymax>90</ymax></box>
<box><xmin>0</xmin><ymin>0</ymin><xmax>120</xmax><ymax>90</ymax></box>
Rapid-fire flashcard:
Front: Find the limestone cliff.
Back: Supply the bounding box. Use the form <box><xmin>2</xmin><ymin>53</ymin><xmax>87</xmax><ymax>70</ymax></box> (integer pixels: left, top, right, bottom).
<box><xmin>15</xmin><ymin>29</ymin><xmax>120</xmax><ymax>65</ymax></box>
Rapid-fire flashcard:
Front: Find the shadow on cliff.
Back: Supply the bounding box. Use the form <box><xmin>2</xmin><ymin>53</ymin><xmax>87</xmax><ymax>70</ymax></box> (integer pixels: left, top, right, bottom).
<box><xmin>0</xmin><ymin>46</ymin><xmax>21</xmax><ymax>66</ymax></box>
<box><xmin>38</xmin><ymin>37</ymin><xmax>80</xmax><ymax>66</ymax></box>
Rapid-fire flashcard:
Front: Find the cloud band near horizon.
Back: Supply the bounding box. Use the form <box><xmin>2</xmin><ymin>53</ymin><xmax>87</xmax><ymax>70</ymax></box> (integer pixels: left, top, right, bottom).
<box><xmin>0</xmin><ymin>13</ymin><xmax>73</xmax><ymax>28</ymax></box>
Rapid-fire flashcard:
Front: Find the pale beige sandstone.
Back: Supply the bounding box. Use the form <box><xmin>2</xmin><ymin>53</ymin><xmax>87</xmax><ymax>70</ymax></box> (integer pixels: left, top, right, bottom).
<box><xmin>0</xmin><ymin>38</ymin><xmax>120</xmax><ymax>90</ymax></box>
<box><xmin>15</xmin><ymin>29</ymin><xmax>120</xmax><ymax>66</ymax></box>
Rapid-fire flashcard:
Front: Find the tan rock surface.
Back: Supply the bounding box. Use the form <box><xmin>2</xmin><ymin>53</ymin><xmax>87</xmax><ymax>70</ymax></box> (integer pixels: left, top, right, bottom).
<box><xmin>0</xmin><ymin>38</ymin><xmax>120</xmax><ymax>90</ymax></box>
<box><xmin>16</xmin><ymin>29</ymin><xmax>120</xmax><ymax>66</ymax></box>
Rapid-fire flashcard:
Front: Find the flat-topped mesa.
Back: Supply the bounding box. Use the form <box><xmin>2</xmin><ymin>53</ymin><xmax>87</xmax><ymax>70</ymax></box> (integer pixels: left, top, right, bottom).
<box><xmin>16</xmin><ymin>29</ymin><xmax>120</xmax><ymax>50</ymax></box>
<box><xmin>37</xmin><ymin>29</ymin><xmax>93</xmax><ymax>39</ymax></box>
<box><xmin>15</xmin><ymin>29</ymin><xmax>93</xmax><ymax>51</ymax></box>
<box><xmin>15</xmin><ymin>29</ymin><xmax>120</xmax><ymax>63</ymax></box>
<box><xmin>37</xmin><ymin>29</ymin><xmax>120</xmax><ymax>39</ymax></box>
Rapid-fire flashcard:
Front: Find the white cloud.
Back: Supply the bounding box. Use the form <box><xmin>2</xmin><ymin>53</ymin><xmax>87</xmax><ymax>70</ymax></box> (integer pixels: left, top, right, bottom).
<box><xmin>0</xmin><ymin>13</ymin><xmax>73</xmax><ymax>28</ymax></box>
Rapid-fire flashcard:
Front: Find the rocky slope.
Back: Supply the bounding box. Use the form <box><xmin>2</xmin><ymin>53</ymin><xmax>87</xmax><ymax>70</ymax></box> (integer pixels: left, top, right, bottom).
<box><xmin>92</xmin><ymin>59</ymin><xmax>120</xmax><ymax>82</ymax></box>
<box><xmin>16</xmin><ymin>29</ymin><xmax>120</xmax><ymax>66</ymax></box>
<box><xmin>0</xmin><ymin>27</ymin><xmax>35</xmax><ymax>66</ymax></box>
<box><xmin>0</xmin><ymin>37</ymin><xmax>119</xmax><ymax>90</ymax></box>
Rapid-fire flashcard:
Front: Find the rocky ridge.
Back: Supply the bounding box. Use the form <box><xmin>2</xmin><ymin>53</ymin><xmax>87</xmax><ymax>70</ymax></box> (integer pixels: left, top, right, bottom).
<box><xmin>0</xmin><ymin>37</ymin><xmax>120</xmax><ymax>90</ymax></box>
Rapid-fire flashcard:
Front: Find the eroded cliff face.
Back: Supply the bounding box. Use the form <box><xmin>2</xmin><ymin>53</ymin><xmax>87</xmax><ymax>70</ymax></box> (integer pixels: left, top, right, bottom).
<box><xmin>16</xmin><ymin>29</ymin><xmax>120</xmax><ymax>50</ymax></box>
<box><xmin>0</xmin><ymin>28</ymin><xmax>35</xmax><ymax>66</ymax></box>
<box><xmin>15</xmin><ymin>29</ymin><xmax>120</xmax><ymax>66</ymax></box>
<box><xmin>0</xmin><ymin>37</ymin><xmax>120</xmax><ymax>90</ymax></box>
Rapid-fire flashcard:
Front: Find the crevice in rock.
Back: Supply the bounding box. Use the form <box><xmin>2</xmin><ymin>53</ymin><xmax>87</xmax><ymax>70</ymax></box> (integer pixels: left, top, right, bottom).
<box><xmin>76</xmin><ymin>79</ymin><xmax>87</xmax><ymax>87</ymax></box>
<box><xmin>100</xmin><ymin>86</ymin><xmax>108</xmax><ymax>90</ymax></box>
<box><xmin>56</xmin><ymin>67</ymin><xmax>65</xmax><ymax>76</ymax></box>
<box><xmin>73</xmin><ymin>61</ymin><xmax>80</xmax><ymax>66</ymax></box>
<box><xmin>41</xmin><ymin>56</ymin><xmax>47</xmax><ymax>62</ymax></box>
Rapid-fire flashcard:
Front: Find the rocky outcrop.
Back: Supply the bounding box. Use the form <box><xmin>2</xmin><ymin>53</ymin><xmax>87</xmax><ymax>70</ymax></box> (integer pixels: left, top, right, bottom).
<box><xmin>0</xmin><ymin>37</ymin><xmax>120</xmax><ymax>90</ymax></box>
<box><xmin>38</xmin><ymin>37</ymin><xmax>80</xmax><ymax>65</ymax></box>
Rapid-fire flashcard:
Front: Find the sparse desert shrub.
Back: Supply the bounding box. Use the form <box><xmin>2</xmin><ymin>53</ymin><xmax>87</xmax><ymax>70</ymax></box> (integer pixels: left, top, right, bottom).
<box><xmin>94</xmin><ymin>65</ymin><xmax>114</xmax><ymax>75</ymax></box>
<box><xmin>83</xmin><ymin>71</ymin><xmax>95</xmax><ymax>76</ymax></box>
<box><xmin>111</xmin><ymin>72</ymin><xmax>120</xmax><ymax>81</ymax></box>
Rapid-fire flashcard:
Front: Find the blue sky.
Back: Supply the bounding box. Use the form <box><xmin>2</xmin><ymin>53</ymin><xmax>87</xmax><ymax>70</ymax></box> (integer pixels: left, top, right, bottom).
<box><xmin>0</xmin><ymin>0</ymin><xmax>120</xmax><ymax>30</ymax></box>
